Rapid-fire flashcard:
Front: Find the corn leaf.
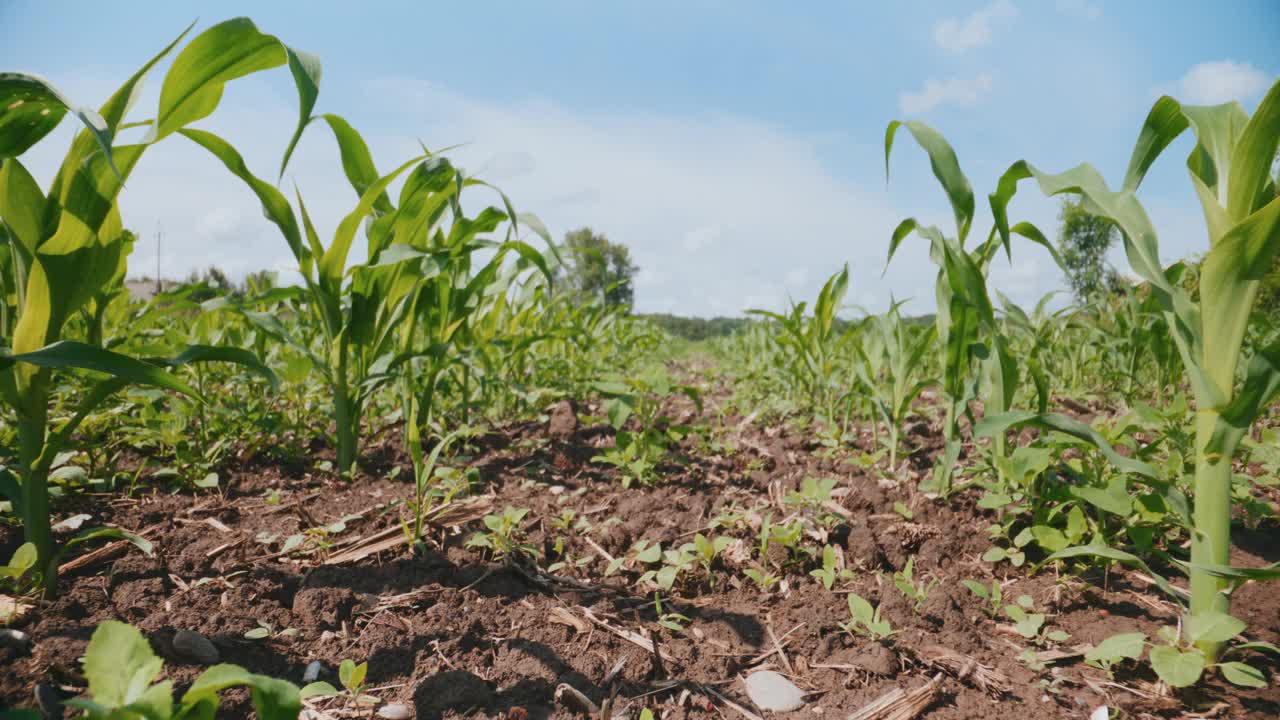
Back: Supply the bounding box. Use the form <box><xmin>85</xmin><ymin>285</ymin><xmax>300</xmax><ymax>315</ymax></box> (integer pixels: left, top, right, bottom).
<box><xmin>975</xmin><ymin>410</ymin><xmax>1157</xmax><ymax>478</ymax></box>
<box><xmin>1</xmin><ymin>340</ymin><xmax>199</xmax><ymax>399</ymax></box>
<box><xmin>885</xmin><ymin>120</ymin><xmax>975</xmax><ymax>243</ymax></box>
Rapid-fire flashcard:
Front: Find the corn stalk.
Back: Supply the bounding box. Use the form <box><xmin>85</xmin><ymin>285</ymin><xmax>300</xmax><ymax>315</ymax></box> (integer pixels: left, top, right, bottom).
<box><xmin>982</xmin><ymin>80</ymin><xmax>1280</xmax><ymax>660</ymax></box>
<box><xmin>0</xmin><ymin>18</ymin><xmax>304</xmax><ymax>595</ymax></box>
<box><xmin>884</xmin><ymin>121</ymin><xmax>1060</xmax><ymax>493</ymax></box>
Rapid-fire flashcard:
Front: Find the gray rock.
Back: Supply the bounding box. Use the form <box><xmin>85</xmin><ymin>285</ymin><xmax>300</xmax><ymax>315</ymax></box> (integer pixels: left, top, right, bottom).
<box><xmin>35</xmin><ymin>683</ymin><xmax>64</xmax><ymax>720</ymax></box>
<box><xmin>377</xmin><ymin>704</ymin><xmax>415</xmax><ymax>719</ymax></box>
<box><xmin>0</xmin><ymin>628</ymin><xmax>31</xmax><ymax>650</ymax></box>
<box><xmin>172</xmin><ymin>629</ymin><xmax>219</xmax><ymax>665</ymax></box>
<box><xmin>743</xmin><ymin>670</ymin><xmax>805</xmax><ymax>712</ymax></box>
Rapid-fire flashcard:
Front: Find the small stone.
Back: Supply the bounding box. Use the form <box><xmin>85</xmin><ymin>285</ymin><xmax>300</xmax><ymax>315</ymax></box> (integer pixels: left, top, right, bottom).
<box><xmin>303</xmin><ymin>660</ymin><xmax>323</xmax><ymax>683</ymax></box>
<box><xmin>554</xmin><ymin>683</ymin><xmax>599</xmax><ymax>715</ymax></box>
<box><xmin>172</xmin><ymin>629</ymin><xmax>219</xmax><ymax>665</ymax></box>
<box><xmin>0</xmin><ymin>628</ymin><xmax>31</xmax><ymax>650</ymax></box>
<box><xmin>35</xmin><ymin>683</ymin><xmax>64</xmax><ymax>720</ymax></box>
<box><xmin>743</xmin><ymin>670</ymin><xmax>805</xmax><ymax>712</ymax></box>
<box><xmin>377</xmin><ymin>703</ymin><xmax>415</xmax><ymax>719</ymax></box>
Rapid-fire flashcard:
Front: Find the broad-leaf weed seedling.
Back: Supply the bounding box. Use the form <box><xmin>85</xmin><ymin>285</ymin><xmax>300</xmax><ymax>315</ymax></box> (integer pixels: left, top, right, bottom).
<box><xmin>842</xmin><ymin>592</ymin><xmax>894</xmax><ymax>641</ymax></box>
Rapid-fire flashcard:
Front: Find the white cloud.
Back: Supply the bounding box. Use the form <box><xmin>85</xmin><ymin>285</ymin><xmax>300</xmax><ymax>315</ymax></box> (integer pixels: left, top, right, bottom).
<box><xmin>1055</xmin><ymin>0</ymin><xmax>1103</xmax><ymax>20</ymax></box>
<box><xmin>933</xmin><ymin>0</ymin><xmax>1017</xmax><ymax>52</ymax></box>
<box><xmin>899</xmin><ymin>74</ymin><xmax>994</xmax><ymax>114</ymax></box>
<box><xmin>374</xmin><ymin>79</ymin><xmax>925</xmax><ymax>315</ymax></box>
<box><xmin>1169</xmin><ymin>61</ymin><xmax>1270</xmax><ymax>105</ymax></box>
<box><xmin>17</xmin><ymin>66</ymin><xmax>1087</xmax><ymax>318</ymax></box>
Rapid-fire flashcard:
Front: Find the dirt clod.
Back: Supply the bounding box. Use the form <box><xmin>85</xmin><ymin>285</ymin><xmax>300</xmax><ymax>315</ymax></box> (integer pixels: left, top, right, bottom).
<box><xmin>547</xmin><ymin>399</ymin><xmax>579</xmax><ymax>439</ymax></box>
<box><xmin>413</xmin><ymin>670</ymin><xmax>494</xmax><ymax>719</ymax></box>
<box><xmin>291</xmin><ymin>586</ymin><xmax>358</xmax><ymax>629</ymax></box>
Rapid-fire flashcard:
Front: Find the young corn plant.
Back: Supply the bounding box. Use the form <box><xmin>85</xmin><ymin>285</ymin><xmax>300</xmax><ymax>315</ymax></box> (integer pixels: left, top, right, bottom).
<box><xmin>854</xmin><ymin>300</ymin><xmax>937</xmax><ymax>469</ymax></box>
<box><xmin>748</xmin><ymin>266</ymin><xmax>850</xmax><ymax>426</ymax></box>
<box><xmin>883</xmin><ymin>121</ymin><xmax>1061</xmax><ymax>493</ymax></box>
<box><xmin>980</xmin><ymin>80</ymin><xmax>1280</xmax><ymax>662</ymax></box>
<box><xmin>187</xmin><ymin>103</ymin><xmax>549</xmax><ymax>474</ymax></box>
<box><xmin>0</xmin><ymin>17</ymin><xmax>299</xmax><ymax>595</ymax></box>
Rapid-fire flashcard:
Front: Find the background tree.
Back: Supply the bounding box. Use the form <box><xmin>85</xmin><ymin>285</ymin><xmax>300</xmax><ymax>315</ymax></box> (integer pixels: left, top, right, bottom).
<box><xmin>1057</xmin><ymin>197</ymin><xmax>1121</xmax><ymax>303</ymax></box>
<box><xmin>558</xmin><ymin>227</ymin><xmax>638</xmax><ymax>308</ymax></box>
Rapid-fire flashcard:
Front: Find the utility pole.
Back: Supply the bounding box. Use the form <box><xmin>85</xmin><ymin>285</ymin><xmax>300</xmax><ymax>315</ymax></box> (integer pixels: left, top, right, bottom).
<box><xmin>155</xmin><ymin>222</ymin><xmax>162</xmax><ymax>295</ymax></box>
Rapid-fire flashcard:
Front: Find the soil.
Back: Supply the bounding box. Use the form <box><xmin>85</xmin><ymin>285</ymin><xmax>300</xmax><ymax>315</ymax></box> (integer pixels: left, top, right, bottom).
<box><xmin>2</xmin><ymin>372</ymin><xmax>1278</xmax><ymax>719</ymax></box>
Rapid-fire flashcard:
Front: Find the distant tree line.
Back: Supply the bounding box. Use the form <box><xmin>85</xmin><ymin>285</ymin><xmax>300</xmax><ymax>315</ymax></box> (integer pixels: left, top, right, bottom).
<box><xmin>635</xmin><ymin>314</ymin><xmax>752</xmax><ymax>341</ymax></box>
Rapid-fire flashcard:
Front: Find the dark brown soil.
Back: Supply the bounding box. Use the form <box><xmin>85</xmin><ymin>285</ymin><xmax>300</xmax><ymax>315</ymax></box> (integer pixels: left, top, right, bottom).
<box><xmin>2</xmin><ymin>379</ymin><xmax>1278</xmax><ymax>719</ymax></box>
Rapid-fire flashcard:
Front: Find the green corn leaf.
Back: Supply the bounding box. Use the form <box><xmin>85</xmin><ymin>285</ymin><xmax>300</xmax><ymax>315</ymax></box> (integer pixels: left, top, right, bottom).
<box><xmin>885</xmin><ymin>120</ymin><xmax>975</xmax><ymax>243</ymax></box>
<box><xmin>164</xmin><ymin>344</ymin><xmax>280</xmax><ymax>391</ymax></box>
<box><xmin>0</xmin><ymin>158</ymin><xmax>45</xmax><ymax>256</ymax></box>
<box><xmin>318</xmin><ymin>114</ymin><xmax>393</xmax><ymax>213</ymax></box>
<box><xmin>1123</xmin><ymin>95</ymin><xmax>1189</xmax><ymax>192</ymax></box>
<box><xmin>1043</xmin><ymin>543</ymin><xmax>1184</xmax><ymax>603</ymax></box>
<box><xmin>63</xmin><ymin>526</ymin><xmax>153</xmax><ymax>556</ymax></box>
<box><xmin>1180</xmin><ymin>561</ymin><xmax>1280</xmax><ymax>581</ymax></box>
<box><xmin>1228</xmin><ymin>79</ymin><xmax>1280</xmax><ymax>220</ymax></box>
<box><xmin>150</xmin><ymin>17</ymin><xmax>316</xmax><ymax>158</ymax></box>
<box><xmin>320</xmin><ymin>154</ymin><xmax>427</xmax><ymax>290</ymax></box>
<box><xmin>278</xmin><ymin>47</ymin><xmax>322</xmax><ymax>179</ymax></box>
<box><xmin>14</xmin><ymin>142</ymin><xmax>145</xmax><ymax>356</ymax></box>
<box><xmin>1198</xmin><ymin>193</ymin><xmax>1280</xmax><ymax>403</ymax></box>
<box><xmin>0</xmin><ymin>73</ymin><xmax>115</xmax><ymax>178</ymax></box>
<box><xmin>1</xmin><ymin>340</ymin><xmax>199</xmax><ymax>399</ymax></box>
<box><xmin>1207</xmin><ymin>338</ymin><xmax>1280</xmax><ymax>459</ymax></box>
<box><xmin>179</xmin><ymin>129</ymin><xmax>308</xmax><ymax>273</ymax></box>
<box><xmin>975</xmin><ymin>410</ymin><xmax>1157</xmax><ymax>478</ymax></box>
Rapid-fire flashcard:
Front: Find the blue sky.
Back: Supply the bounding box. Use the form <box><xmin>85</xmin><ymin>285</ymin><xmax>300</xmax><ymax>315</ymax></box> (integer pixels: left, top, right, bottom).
<box><xmin>3</xmin><ymin>1</ymin><xmax>1278</xmax><ymax>316</ymax></box>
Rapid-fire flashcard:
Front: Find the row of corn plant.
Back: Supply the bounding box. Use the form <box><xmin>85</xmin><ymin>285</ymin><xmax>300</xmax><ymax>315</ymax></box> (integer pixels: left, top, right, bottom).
<box><xmin>0</xmin><ymin>18</ymin><xmax>311</xmax><ymax>595</ymax></box>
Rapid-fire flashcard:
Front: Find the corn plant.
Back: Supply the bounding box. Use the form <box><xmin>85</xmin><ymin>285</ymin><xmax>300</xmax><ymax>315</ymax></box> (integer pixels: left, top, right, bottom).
<box><xmin>748</xmin><ymin>266</ymin><xmax>849</xmax><ymax>425</ymax></box>
<box><xmin>996</xmin><ymin>291</ymin><xmax>1071</xmax><ymax>413</ymax></box>
<box><xmin>883</xmin><ymin>120</ymin><xmax>1060</xmax><ymax>492</ymax></box>
<box><xmin>853</xmin><ymin>300</ymin><xmax>937</xmax><ymax>468</ymax></box>
<box><xmin>980</xmin><ymin>80</ymin><xmax>1280</xmax><ymax>662</ymax></box>
<box><xmin>0</xmin><ymin>18</ymin><xmax>302</xmax><ymax>594</ymax></box>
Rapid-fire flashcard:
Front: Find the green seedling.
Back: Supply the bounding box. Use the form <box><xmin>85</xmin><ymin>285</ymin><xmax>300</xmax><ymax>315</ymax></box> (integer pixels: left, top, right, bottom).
<box><xmin>809</xmin><ymin>544</ymin><xmax>855</xmax><ymax>590</ymax></box>
<box><xmin>892</xmin><ymin>557</ymin><xmax>937</xmax><ymax>612</ymax></box>
<box><xmin>960</xmin><ymin>578</ymin><xmax>1003</xmax><ymax>619</ymax></box>
<box><xmin>51</xmin><ymin>620</ymin><xmax>301</xmax><ymax>718</ymax></box>
<box><xmin>842</xmin><ymin>592</ymin><xmax>894</xmax><ymax>641</ymax></box>
<box><xmin>466</xmin><ymin>506</ymin><xmax>534</xmax><ymax>560</ymax></box>
<box><xmin>243</xmin><ymin>620</ymin><xmax>299</xmax><ymax>641</ymax></box>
